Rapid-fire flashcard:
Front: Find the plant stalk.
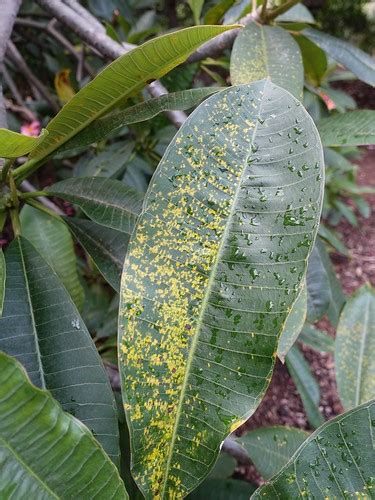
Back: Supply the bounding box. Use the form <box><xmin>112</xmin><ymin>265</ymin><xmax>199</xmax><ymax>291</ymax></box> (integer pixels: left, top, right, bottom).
<box><xmin>265</xmin><ymin>0</ymin><xmax>301</xmax><ymax>21</ymax></box>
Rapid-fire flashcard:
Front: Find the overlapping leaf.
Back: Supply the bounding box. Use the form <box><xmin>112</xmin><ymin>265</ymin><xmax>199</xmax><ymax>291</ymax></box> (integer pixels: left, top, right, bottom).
<box><xmin>0</xmin><ymin>352</ymin><xmax>127</xmax><ymax>498</ymax></box>
<box><xmin>0</xmin><ymin>128</ymin><xmax>47</xmax><ymax>158</ymax></box>
<box><xmin>238</xmin><ymin>426</ymin><xmax>309</xmax><ymax>479</ymax></box>
<box><xmin>0</xmin><ymin>237</ymin><xmax>119</xmax><ymax>462</ymax></box>
<box><xmin>252</xmin><ymin>400</ymin><xmax>375</xmax><ymax>498</ymax></box>
<box><xmin>60</xmin><ymin>88</ymin><xmax>223</xmax><ymax>154</ymax></box>
<box><xmin>118</xmin><ymin>81</ymin><xmax>324</xmax><ymax>498</ymax></box>
<box><xmin>0</xmin><ymin>250</ymin><xmax>4</xmax><ymax>316</ymax></box>
<box><xmin>303</xmin><ymin>28</ymin><xmax>375</xmax><ymax>86</ymax></box>
<box><xmin>306</xmin><ymin>242</ymin><xmax>330</xmax><ymax>323</ymax></box>
<box><xmin>318</xmin><ymin>110</ymin><xmax>375</xmax><ymax>146</ymax></box>
<box><xmin>278</xmin><ymin>285</ymin><xmax>307</xmax><ymax>362</ymax></box>
<box><xmin>47</xmin><ymin>177</ymin><xmax>142</xmax><ymax>232</ymax></box>
<box><xmin>335</xmin><ymin>283</ymin><xmax>375</xmax><ymax>410</ymax></box>
<box><xmin>298</xmin><ymin>324</ymin><xmax>334</xmax><ymax>353</ymax></box>
<box><xmin>230</xmin><ymin>24</ymin><xmax>303</xmax><ymax>99</ymax></box>
<box><xmin>14</xmin><ymin>25</ymin><xmax>237</xmax><ymax>180</ymax></box>
<box><xmin>20</xmin><ymin>205</ymin><xmax>84</xmax><ymax>309</ymax></box>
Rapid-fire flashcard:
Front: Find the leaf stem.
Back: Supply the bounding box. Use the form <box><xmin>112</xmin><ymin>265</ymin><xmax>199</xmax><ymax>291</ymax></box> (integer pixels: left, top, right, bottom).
<box><xmin>13</xmin><ymin>157</ymin><xmax>41</xmax><ymax>185</ymax></box>
<box><xmin>260</xmin><ymin>0</ymin><xmax>268</xmax><ymax>20</ymax></box>
<box><xmin>19</xmin><ymin>190</ymin><xmax>49</xmax><ymax>200</ymax></box>
<box><xmin>25</xmin><ymin>198</ymin><xmax>64</xmax><ymax>223</ymax></box>
<box><xmin>9</xmin><ymin>208</ymin><xmax>21</xmax><ymax>236</ymax></box>
<box><xmin>1</xmin><ymin>158</ymin><xmax>15</xmax><ymax>182</ymax></box>
<box><xmin>265</xmin><ymin>0</ymin><xmax>301</xmax><ymax>21</ymax></box>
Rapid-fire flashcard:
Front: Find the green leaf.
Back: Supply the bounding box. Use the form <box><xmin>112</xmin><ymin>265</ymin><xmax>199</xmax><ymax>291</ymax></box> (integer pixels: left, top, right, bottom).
<box><xmin>15</xmin><ymin>25</ymin><xmax>238</xmax><ymax>177</ymax></box>
<box><xmin>188</xmin><ymin>0</ymin><xmax>205</xmax><ymax>24</ymax></box>
<box><xmin>335</xmin><ymin>283</ymin><xmax>375</xmax><ymax>410</ymax></box>
<box><xmin>252</xmin><ymin>399</ymin><xmax>375</xmax><ymax>498</ymax></box>
<box><xmin>74</xmin><ymin>142</ymin><xmax>135</xmax><ymax>178</ymax></box>
<box><xmin>298</xmin><ymin>323</ymin><xmax>334</xmax><ymax>353</ymax></box>
<box><xmin>0</xmin><ymin>352</ymin><xmax>128</xmax><ymax>498</ymax></box>
<box><xmin>20</xmin><ymin>205</ymin><xmax>84</xmax><ymax>310</ymax></box>
<box><xmin>238</xmin><ymin>426</ymin><xmax>309</xmax><ymax>479</ymax></box>
<box><xmin>59</xmin><ymin>88</ymin><xmax>223</xmax><ymax>155</ymax></box>
<box><xmin>118</xmin><ymin>81</ymin><xmax>324</xmax><ymax>498</ymax></box>
<box><xmin>189</xmin><ymin>479</ymin><xmax>255</xmax><ymax>499</ymax></box>
<box><xmin>318</xmin><ymin>110</ymin><xmax>375</xmax><ymax>146</ymax></box>
<box><xmin>306</xmin><ymin>242</ymin><xmax>331</xmax><ymax>323</ymax></box>
<box><xmin>0</xmin><ymin>128</ymin><xmax>48</xmax><ymax>158</ymax></box>
<box><xmin>276</xmin><ymin>4</ymin><xmax>315</xmax><ymax>24</ymax></box>
<box><xmin>66</xmin><ymin>217</ymin><xmax>128</xmax><ymax>291</ymax></box>
<box><xmin>204</xmin><ymin>0</ymin><xmax>235</xmax><ymax>25</ymax></box>
<box><xmin>318</xmin><ymin>224</ymin><xmax>349</xmax><ymax>256</ymax></box>
<box><xmin>230</xmin><ymin>24</ymin><xmax>303</xmax><ymax>99</ymax></box>
<box><xmin>0</xmin><ymin>236</ymin><xmax>119</xmax><ymax>463</ymax></box>
<box><xmin>47</xmin><ymin>177</ymin><xmax>143</xmax><ymax>233</ymax></box>
<box><xmin>334</xmin><ymin>199</ymin><xmax>358</xmax><ymax>227</ymax></box>
<box><xmin>303</xmin><ymin>28</ymin><xmax>375</xmax><ymax>86</ymax></box>
<box><xmin>295</xmin><ymin>35</ymin><xmax>327</xmax><ymax>87</ymax></box>
<box><xmin>278</xmin><ymin>285</ymin><xmax>307</xmax><ymax>362</ymax></box>
<box><xmin>0</xmin><ymin>249</ymin><xmax>5</xmax><ymax>316</ymax></box>
<box><xmin>285</xmin><ymin>345</ymin><xmax>324</xmax><ymax>428</ymax></box>
<box><xmin>312</xmin><ymin>238</ymin><xmax>345</xmax><ymax>327</ymax></box>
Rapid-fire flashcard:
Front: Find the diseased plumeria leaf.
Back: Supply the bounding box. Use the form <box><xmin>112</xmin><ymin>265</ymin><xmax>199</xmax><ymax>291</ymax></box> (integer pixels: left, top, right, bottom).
<box><xmin>59</xmin><ymin>88</ymin><xmax>223</xmax><ymax>155</ymax></box>
<box><xmin>278</xmin><ymin>284</ymin><xmax>307</xmax><ymax>362</ymax></box>
<box><xmin>252</xmin><ymin>399</ymin><xmax>375</xmax><ymax>498</ymax></box>
<box><xmin>0</xmin><ymin>128</ymin><xmax>48</xmax><ymax>158</ymax></box>
<box><xmin>335</xmin><ymin>283</ymin><xmax>375</xmax><ymax>410</ymax></box>
<box><xmin>317</xmin><ymin>110</ymin><xmax>375</xmax><ymax>146</ymax></box>
<box><xmin>298</xmin><ymin>323</ymin><xmax>334</xmax><ymax>353</ymax></box>
<box><xmin>238</xmin><ymin>426</ymin><xmax>309</xmax><ymax>479</ymax></box>
<box><xmin>47</xmin><ymin>177</ymin><xmax>143</xmax><ymax>233</ymax></box>
<box><xmin>230</xmin><ymin>23</ymin><xmax>303</xmax><ymax>99</ymax></box>
<box><xmin>306</xmin><ymin>242</ymin><xmax>330</xmax><ymax>323</ymax></box>
<box><xmin>0</xmin><ymin>352</ymin><xmax>128</xmax><ymax>499</ymax></box>
<box><xmin>303</xmin><ymin>28</ymin><xmax>375</xmax><ymax>86</ymax></box>
<box><xmin>118</xmin><ymin>81</ymin><xmax>324</xmax><ymax>498</ymax></box>
<box><xmin>276</xmin><ymin>4</ymin><xmax>315</xmax><ymax>24</ymax></box>
<box><xmin>0</xmin><ymin>236</ymin><xmax>119</xmax><ymax>463</ymax></box>
<box><xmin>285</xmin><ymin>345</ymin><xmax>324</xmax><ymax>429</ymax></box>
<box><xmin>66</xmin><ymin>217</ymin><xmax>128</xmax><ymax>292</ymax></box>
<box><xmin>0</xmin><ymin>249</ymin><xmax>5</xmax><ymax>316</ymax></box>
<box><xmin>295</xmin><ymin>35</ymin><xmax>327</xmax><ymax>87</ymax></box>
<box><xmin>14</xmin><ymin>25</ymin><xmax>238</xmax><ymax>180</ymax></box>
<box><xmin>20</xmin><ymin>205</ymin><xmax>84</xmax><ymax>310</ymax></box>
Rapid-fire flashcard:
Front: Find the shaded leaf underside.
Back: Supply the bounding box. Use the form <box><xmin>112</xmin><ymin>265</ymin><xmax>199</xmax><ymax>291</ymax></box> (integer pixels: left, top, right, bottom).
<box><xmin>119</xmin><ymin>81</ymin><xmax>324</xmax><ymax>498</ymax></box>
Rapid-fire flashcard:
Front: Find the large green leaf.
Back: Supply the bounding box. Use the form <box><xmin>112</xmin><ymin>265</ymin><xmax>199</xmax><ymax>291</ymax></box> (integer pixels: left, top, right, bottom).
<box><xmin>286</xmin><ymin>346</ymin><xmax>324</xmax><ymax>429</ymax></box>
<box><xmin>0</xmin><ymin>249</ymin><xmax>5</xmax><ymax>316</ymax></box>
<box><xmin>238</xmin><ymin>426</ymin><xmax>309</xmax><ymax>479</ymax></box>
<box><xmin>305</xmin><ymin>241</ymin><xmax>330</xmax><ymax>323</ymax></box>
<box><xmin>20</xmin><ymin>205</ymin><xmax>84</xmax><ymax>310</ymax></box>
<box><xmin>0</xmin><ymin>352</ymin><xmax>128</xmax><ymax>498</ymax></box>
<box><xmin>252</xmin><ymin>399</ymin><xmax>375</xmax><ymax>498</ymax></box>
<box><xmin>14</xmin><ymin>25</ymin><xmax>237</xmax><ymax>180</ymax></box>
<box><xmin>47</xmin><ymin>177</ymin><xmax>143</xmax><ymax>233</ymax></box>
<box><xmin>335</xmin><ymin>283</ymin><xmax>375</xmax><ymax>410</ymax></box>
<box><xmin>0</xmin><ymin>237</ymin><xmax>119</xmax><ymax>463</ymax></box>
<box><xmin>278</xmin><ymin>285</ymin><xmax>307</xmax><ymax>362</ymax></box>
<box><xmin>118</xmin><ymin>80</ymin><xmax>324</xmax><ymax>498</ymax></box>
<box><xmin>230</xmin><ymin>24</ymin><xmax>303</xmax><ymax>99</ymax></box>
<box><xmin>59</xmin><ymin>88</ymin><xmax>222</xmax><ymax>155</ymax></box>
<box><xmin>303</xmin><ymin>28</ymin><xmax>375</xmax><ymax>86</ymax></box>
<box><xmin>0</xmin><ymin>128</ymin><xmax>47</xmax><ymax>158</ymax></box>
<box><xmin>318</xmin><ymin>110</ymin><xmax>375</xmax><ymax>147</ymax></box>
<box><xmin>66</xmin><ymin>217</ymin><xmax>128</xmax><ymax>291</ymax></box>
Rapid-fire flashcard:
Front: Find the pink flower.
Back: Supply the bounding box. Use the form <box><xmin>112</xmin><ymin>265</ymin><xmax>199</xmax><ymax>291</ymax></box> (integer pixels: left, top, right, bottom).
<box><xmin>20</xmin><ymin>120</ymin><xmax>41</xmax><ymax>137</ymax></box>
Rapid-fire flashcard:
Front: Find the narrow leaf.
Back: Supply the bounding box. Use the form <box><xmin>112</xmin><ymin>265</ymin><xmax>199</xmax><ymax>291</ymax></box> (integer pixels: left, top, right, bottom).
<box><xmin>318</xmin><ymin>110</ymin><xmax>375</xmax><ymax>146</ymax></box>
<box><xmin>66</xmin><ymin>217</ymin><xmax>128</xmax><ymax>291</ymax></box>
<box><xmin>59</xmin><ymin>88</ymin><xmax>223</xmax><ymax>155</ymax></box>
<box><xmin>204</xmin><ymin>0</ymin><xmax>235</xmax><ymax>25</ymax></box>
<box><xmin>238</xmin><ymin>426</ymin><xmax>309</xmax><ymax>479</ymax></box>
<box><xmin>231</xmin><ymin>23</ymin><xmax>303</xmax><ymax>99</ymax></box>
<box><xmin>306</xmin><ymin>242</ymin><xmax>331</xmax><ymax>323</ymax></box>
<box><xmin>0</xmin><ymin>237</ymin><xmax>119</xmax><ymax>463</ymax></box>
<box><xmin>188</xmin><ymin>0</ymin><xmax>205</xmax><ymax>24</ymax></box>
<box><xmin>0</xmin><ymin>249</ymin><xmax>5</xmax><ymax>316</ymax></box>
<box><xmin>119</xmin><ymin>81</ymin><xmax>324</xmax><ymax>498</ymax></box>
<box><xmin>303</xmin><ymin>28</ymin><xmax>375</xmax><ymax>86</ymax></box>
<box><xmin>295</xmin><ymin>35</ymin><xmax>327</xmax><ymax>86</ymax></box>
<box><xmin>278</xmin><ymin>285</ymin><xmax>307</xmax><ymax>362</ymax></box>
<box><xmin>298</xmin><ymin>323</ymin><xmax>334</xmax><ymax>353</ymax></box>
<box><xmin>286</xmin><ymin>345</ymin><xmax>324</xmax><ymax>428</ymax></box>
<box><xmin>318</xmin><ymin>223</ymin><xmax>349</xmax><ymax>256</ymax></box>
<box><xmin>20</xmin><ymin>205</ymin><xmax>84</xmax><ymax>310</ymax></box>
<box><xmin>335</xmin><ymin>283</ymin><xmax>375</xmax><ymax>410</ymax></box>
<box><xmin>0</xmin><ymin>352</ymin><xmax>128</xmax><ymax>498</ymax></box>
<box><xmin>47</xmin><ymin>177</ymin><xmax>143</xmax><ymax>233</ymax></box>
<box><xmin>28</xmin><ymin>26</ymin><xmax>238</xmax><ymax>164</ymax></box>
<box><xmin>0</xmin><ymin>128</ymin><xmax>48</xmax><ymax>158</ymax></box>
<box><xmin>252</xmin><ymin>400</ymin><xmax>375</xmax><ymax>498</ymax></box>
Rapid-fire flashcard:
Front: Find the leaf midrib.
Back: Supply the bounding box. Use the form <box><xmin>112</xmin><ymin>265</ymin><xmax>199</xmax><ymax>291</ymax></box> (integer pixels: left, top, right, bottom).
<box><xmin>160</xmin><ymin>80</ymin><xmax>268</xmax><ymax>498</ymax></box>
